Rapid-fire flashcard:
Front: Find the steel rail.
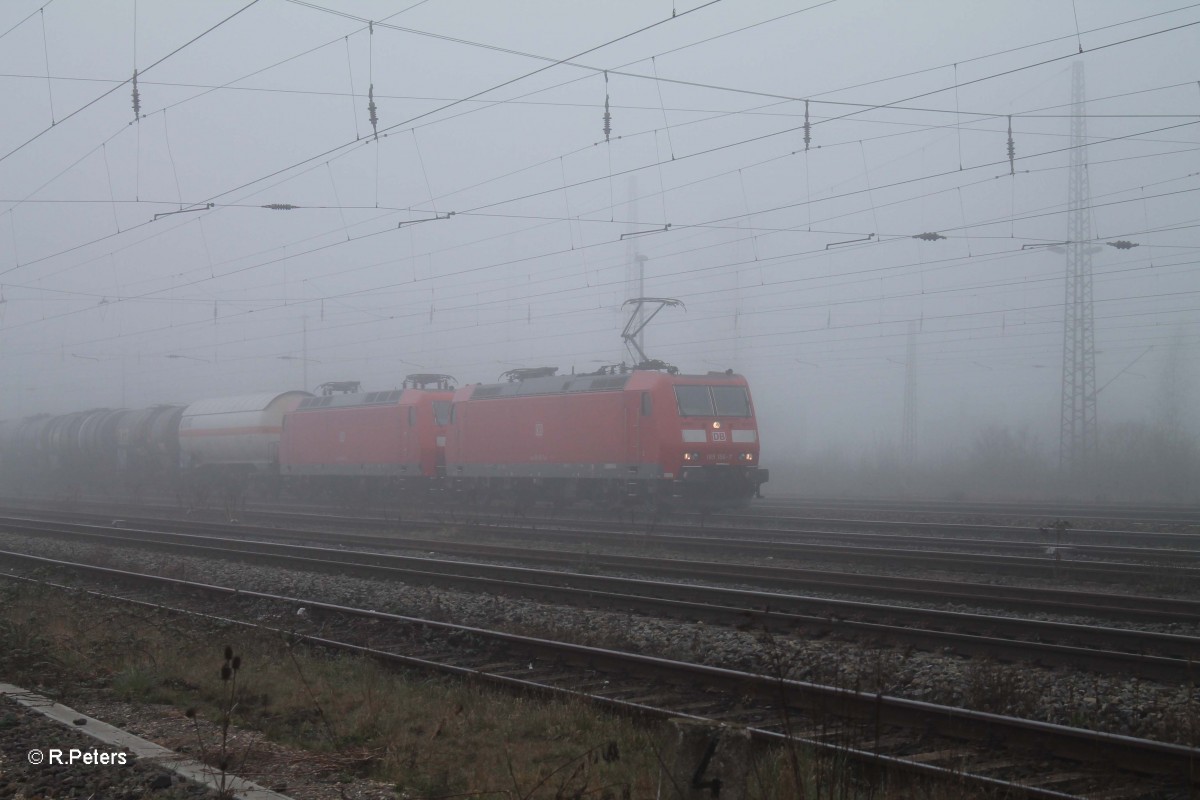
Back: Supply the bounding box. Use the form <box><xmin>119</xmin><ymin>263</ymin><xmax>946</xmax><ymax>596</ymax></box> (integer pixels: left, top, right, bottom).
<box><xmin>751</xmin><ymin>496</ymin><xmax>1200</xmax><ymax>525</ymax></box>
<box><xmin>225</xmin><ymin>507</ymin><xmax>1200</xmax><ymax>579</ymax></box>
<box><xmin>710</xmin><ymin>513</ymin><xmax>1200</xmax><ymax>548</ymax></box>
<box><xmin>8</xmin><ymin>498</ymin><xmax>1200</xmax><ymax>562</ymax></box>
<box><xmin>246</xmin><ymin>503</ymin><xmax>1200</xmax><ymax>550</ymax></box>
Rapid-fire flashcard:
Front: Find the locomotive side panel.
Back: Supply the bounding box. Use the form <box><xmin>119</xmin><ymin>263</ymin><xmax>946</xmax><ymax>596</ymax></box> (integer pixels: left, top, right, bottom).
<box><xmin>282</xmin><ymin>403</ymin><xmax>413</xmax><ymax>475</ymax></box>
<box><xmin>449</xmin><ymin>389</ymin><xmax>632</xmax><ymax>478</ymax></box>
<box><xmin>280</xmin><ymin>389</ymin><xmax>453</xmax><ymax>478</ymax></box>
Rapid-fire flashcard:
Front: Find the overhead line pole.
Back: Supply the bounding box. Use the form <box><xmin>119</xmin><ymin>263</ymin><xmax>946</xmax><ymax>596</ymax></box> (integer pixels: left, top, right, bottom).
<box><xmin>1059</xmin><ymin>61</ymin><xmax>1099</xmax><ymax>474</ymax></box>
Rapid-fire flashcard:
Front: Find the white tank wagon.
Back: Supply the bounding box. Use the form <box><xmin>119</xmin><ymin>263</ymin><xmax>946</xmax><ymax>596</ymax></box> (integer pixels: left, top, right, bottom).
<box><xmin>179</xmin><ymin>391</ymin><xmax>311</xmax><ymax>478</ymax></box>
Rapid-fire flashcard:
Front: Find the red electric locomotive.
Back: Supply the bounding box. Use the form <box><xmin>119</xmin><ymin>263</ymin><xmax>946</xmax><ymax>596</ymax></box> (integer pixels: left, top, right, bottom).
<box><xmin>278</xmin><ymin>375</ymin><xmax>455</xmax><ymax>498</ymax></box>
<box><xmin>444</xmin><ymin>367</ymin><xmax>767</xmax><ymax>508</ymax></box>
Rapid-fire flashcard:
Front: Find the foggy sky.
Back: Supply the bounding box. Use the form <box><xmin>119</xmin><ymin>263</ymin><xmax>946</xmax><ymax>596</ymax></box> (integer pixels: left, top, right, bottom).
<box><xmin>1</xmin><ymin>0</ymin><xmax>1197</xmax><ymax>455</ymax></box>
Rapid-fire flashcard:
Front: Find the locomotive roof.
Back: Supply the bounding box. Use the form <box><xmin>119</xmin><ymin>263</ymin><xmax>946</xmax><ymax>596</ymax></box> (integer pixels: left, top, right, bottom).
<box><xmin>468</xmin><ymin>373</ymin><xmax>630</xmax><ymax>399</ymax></box>
<box><xmin>294</xmin><ymin>388</ymin><xmax>443</xmax><ymax>410</ymax></box>
<box><xmin>183</xmin><ymin>390</ymin><xmax>311</xmax><ymax>417</ymax></box>
<box><xmin>462</xmin><ymin>370</ymin><xmax>746</xmax><ymax>400</ymax></box>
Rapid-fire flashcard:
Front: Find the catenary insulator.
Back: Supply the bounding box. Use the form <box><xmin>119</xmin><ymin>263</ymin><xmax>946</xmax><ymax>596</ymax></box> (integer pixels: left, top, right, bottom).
<box><xmin>262</xmin><ymin>204</ymin><xmax>298</xmax><ymax>210</ymax></box>
<box><xmin>368</xmin><ymin>84</ymin><xmax>379</xmax><ymax>139</ymax></box>
<box><xmin>913</xmin><ymin>232</ymin><xmax>946</xmax><ymax>241</ymax></box>
<box><xmin>803</xmin><ymin>100</ymin><xmax>811</xmax><ymax>151</ymax></box>
<box><xmin>1106</xmin><ymin>240</ymin><xmax>1138</xmax><ymax>249</ymax></box>
<box><xmin>131</xmin><ymin>69</ymin><xmax>141</xmax><ymax>119</ymax></box>
<box><xmin>1006</xmin><ymin>115</ymin><xmax>1015</xmax><ymax>175</ymax></box>
<box><xmin>602</xmin><ymin>71</ymin><xmax>612</xmax><ymax>142</ymax></box>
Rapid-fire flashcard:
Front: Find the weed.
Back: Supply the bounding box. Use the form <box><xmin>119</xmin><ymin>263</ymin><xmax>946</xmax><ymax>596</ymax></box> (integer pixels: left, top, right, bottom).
<box><xmin>111</xmin><ymin>665</ymin><xmax>165</xmax><ymax>703</ymax></box>
<box><xmin>186</xmin><ymin>645</ymin><xmax>251</xmax><ymax>798</ymax></box>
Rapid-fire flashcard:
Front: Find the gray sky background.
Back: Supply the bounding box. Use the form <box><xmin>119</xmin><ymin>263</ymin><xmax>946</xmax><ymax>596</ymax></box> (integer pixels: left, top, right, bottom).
<box><xmin>1</xmin><ymin>0</ymin><xmax>1197</xmax><ymax>455</ymax></box>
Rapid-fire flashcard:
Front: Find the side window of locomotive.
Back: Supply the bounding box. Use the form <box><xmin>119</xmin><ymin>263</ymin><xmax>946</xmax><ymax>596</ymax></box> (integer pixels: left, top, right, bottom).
<box><xmin>640</xmin><ymin>392</ymin><xmax>653</xmax><ymax>417</ymax></box>
<box><xmin>408</xmin><ymin>406</ymin><xmax>416</xmax><ymax>427</ymax></box>
<box><xmin>674</xmin><ymin>385</ymin><xmax>714</xmax><ymax>417</ymax></box>
<box><xmin>433</xmin><ymin>400</ymin><xmax>451</xmax><ymax>426</ymax></box>
<box><xmin>711</xmin><ymin>386</ymin><xmax>752</xmax><ymax>417</ymax></box>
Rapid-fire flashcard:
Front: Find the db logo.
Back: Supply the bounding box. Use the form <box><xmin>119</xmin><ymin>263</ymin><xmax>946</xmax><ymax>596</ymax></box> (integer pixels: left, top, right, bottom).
<box><xmin>712</xmin><ymin>431</ymin><xmax>727</xmax><ymax>442</ymax></box>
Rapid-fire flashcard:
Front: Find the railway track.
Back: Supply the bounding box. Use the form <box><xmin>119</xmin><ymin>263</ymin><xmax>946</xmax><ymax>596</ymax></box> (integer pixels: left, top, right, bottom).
<box><xmin>751</xmin><ymin>496</ymin><xmax>1200</xmax><ymax>527</ymax></box>
<box><xmin>232</xmin><ymin>507</ymin><xmax>1200</xmax><ymax>584</ymax></box>
<box><xmin>5</xmin><ymin>509</ymin><xmax>1199</xmax><ymax>620</ymax></box>
<box><xmin>1</xmin><ymin>550</ymin><xmax>1196</xmax><ymax>799</ymax></box>
<box><xmin>705</xmin><ymin>513</ymin><xmax>1200</xmax><ymax>550</ymax></box>
<box><xmin>2</xmin><ymin>513</ymin><xmax>1199</xmax><ymax>683</ymax></box>
<box><xmin>10</xmin><ymin>494</ymin><xmax>1200</xmax><ymax>557</ymax></box>
<box><xmin>36</xmin><ymin>506</ymin><xmax>1200</xmax><ymax>588</ymax></box>
<box><xmin>237</xmin><ymin>501</ymin><xmax>1200</xmax><ymax>551</ymax></box>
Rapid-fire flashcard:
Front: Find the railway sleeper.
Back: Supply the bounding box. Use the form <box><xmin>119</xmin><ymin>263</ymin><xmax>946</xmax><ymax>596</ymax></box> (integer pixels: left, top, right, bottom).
<box><xmin>902</xmin><ymin>747</ymin><xmax>975</xmax><ymax>764</ymax></box>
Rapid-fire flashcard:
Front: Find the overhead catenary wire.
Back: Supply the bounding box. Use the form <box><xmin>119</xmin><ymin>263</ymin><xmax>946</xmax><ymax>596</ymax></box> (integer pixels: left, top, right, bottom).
<box><xmin>4</xmin><ymin>3</ymin><xmax>1195</xmax><ymax>388</ymax></box>
<box><xmin>7</xmin><ymin>99</ymin><xmax>1190</xmax><ymax>309</ymax></box>
<box><xmin>0</xmin><ymin>0</ymin><xmax>266</xmax><ymax>166</ymax></box>
<box><xmin>7</xmin><ymin>113</ymin><xmax>1199</xmax><ymax>344</ymax></box>
<box><xmin>4</xmin><ymin>7</ymin><xmax>1195</xmax><ymax>262</ymax></box>
<box><xmin>39</xmin><ymin>6</ymin><xmax>55</xmax><ymax>125</ymax></box>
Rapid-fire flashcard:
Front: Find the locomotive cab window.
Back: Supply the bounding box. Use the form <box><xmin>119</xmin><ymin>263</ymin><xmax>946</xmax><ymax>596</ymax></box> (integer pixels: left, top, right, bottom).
<box><xmin>640</xmin><ymin>392</ymin><xmax>653</xmax><ymax>417</ymax></box>
<box><xmin>711</xmin><ymin>386</ymin><xmax>752</xmax><ymax>417</ymax></box>
<box><xmin>408</xmin><ymin>406</ymin><xmax>416</xmax><ymax>427</ymax></box>
<box><xmin>433</xmin><ymin>400</ymin><xmax>451</xmax><ymax>426</ymax></box>
<box><xmin>674</xmin><ymin>385</ymin><xmax>714</xmax><ymax>417</ymax></box>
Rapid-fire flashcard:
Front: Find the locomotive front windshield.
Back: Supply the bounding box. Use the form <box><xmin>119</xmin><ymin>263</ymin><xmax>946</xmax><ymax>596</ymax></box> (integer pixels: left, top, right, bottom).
<box><xmin>674</xmin><ymin>385</ymin><xmax>753</xmax><ymax>417</ymax></box>
<box><xmin>711</xmin><ymin>386</ymin><xmax>751</xmax><ymax>417</ymax></box>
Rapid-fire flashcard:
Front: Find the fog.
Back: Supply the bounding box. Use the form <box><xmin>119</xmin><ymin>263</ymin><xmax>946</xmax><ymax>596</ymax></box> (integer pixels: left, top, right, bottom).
<box><xmin>1</xmin><ymin>1</ymin><xmax>1197</xmax><ymax>500</ymax></box>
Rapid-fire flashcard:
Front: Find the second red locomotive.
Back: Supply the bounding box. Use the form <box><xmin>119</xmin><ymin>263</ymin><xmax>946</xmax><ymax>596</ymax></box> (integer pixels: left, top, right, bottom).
<box><xmin>279</xmin><ymin>375</ymin><xmax>455</xmax><ymax>496</ymax></box>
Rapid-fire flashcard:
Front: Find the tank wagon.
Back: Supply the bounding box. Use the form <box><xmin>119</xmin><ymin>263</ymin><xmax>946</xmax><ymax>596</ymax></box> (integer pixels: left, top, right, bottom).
<box><xmin>0</xmin><ymin>406</ymin><xmax>184</xmax><ymax>495</ymax></box>
<box><xmin>445</xmin><ymin>368</ymin><xmax>767</xmax><ymax>507</ymax></box>
<box><xmin>115</xmin><ymin>405</ymin><xmax>186</xmax><ymax>481</ymax></box>
<box><xmin>178</xmin><ymin>391</ymin><xmax>310</xmax><ymax>494</ymax></box>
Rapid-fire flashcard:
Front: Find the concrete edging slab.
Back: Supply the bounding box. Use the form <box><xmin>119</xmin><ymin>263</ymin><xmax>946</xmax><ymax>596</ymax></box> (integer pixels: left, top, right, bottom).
<box><xmin>0</xmin><ymin>682</ymin><xmax>293</xmax><ymax>800</ymax></box>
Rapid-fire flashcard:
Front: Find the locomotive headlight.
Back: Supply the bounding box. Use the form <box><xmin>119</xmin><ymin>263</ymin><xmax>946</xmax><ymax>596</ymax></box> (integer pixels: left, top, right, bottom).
<box><xmin>740</xmin><ymin>452</ymin><xmax>755</xmax><ymax>462</ymax></box>
<box><xmin>683</xmin><ymin>452</ymin><xmax>701</xmax><ymax>462</ymax></box>
<box><xmin>712</xmin><ymin>421</ymin><xmax>722</xmax><ymax>430</ymax></box>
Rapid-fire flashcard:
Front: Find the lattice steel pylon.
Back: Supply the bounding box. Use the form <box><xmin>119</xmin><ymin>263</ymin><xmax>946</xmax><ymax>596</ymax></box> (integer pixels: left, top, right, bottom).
<box><xmin>1059</xmin><ymin>61</ymin><xmax>1099</xmax><ymax>472</ymax></box>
